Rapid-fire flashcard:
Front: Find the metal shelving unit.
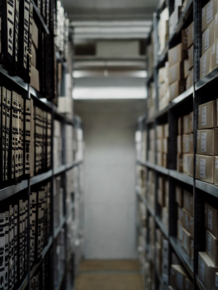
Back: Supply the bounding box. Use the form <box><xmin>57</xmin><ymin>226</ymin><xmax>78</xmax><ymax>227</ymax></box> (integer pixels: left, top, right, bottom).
<box><xmin>136</xmin><ymin>0</ymin><xmax>218</xmax><ymax>289</ymax></box>
<box><xmin>0</xmin><ymin>2</ymin><xmax>83</xmax><ymax>290</ymax></box>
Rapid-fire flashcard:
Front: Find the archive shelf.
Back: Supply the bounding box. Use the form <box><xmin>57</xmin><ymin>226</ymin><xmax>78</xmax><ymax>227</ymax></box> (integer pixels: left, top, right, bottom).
<box><xmin>0</xmin><ymin>2</ymin><xmax>83</xmax><ymax>289</ymax></box>
<box><xmin>136</xmin><ymin>1</ymin><xmax>218</xmax><ymax>289</ymax></box>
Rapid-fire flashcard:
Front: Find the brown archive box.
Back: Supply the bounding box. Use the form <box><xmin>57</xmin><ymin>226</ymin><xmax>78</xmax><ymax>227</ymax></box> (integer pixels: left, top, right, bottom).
<box><xmin>169</xmin><ymin>80</ymin><xmax>185</xmax><ymax>101</ymax></box>
<box><xmin>211</xmin><ymin>40</ymin><xmax>218</xmax><ymax>71</ymax></box>
<box><xmin>206</xmin><ymin>229</ymin><xmax>218</xmax><ymax>266</ymax></box>
<box><xmin>196</xmin><ymin>155</ymin><xmax>215</xmax><ymax>184</ymax></box>
<box><xmin>187</xmin><ymin>22</ymin><xmax>194</xmax><ymax>48</ymax></box>
<box><xmin>197</xmin><ymin>129</ymin><xmax>218</xmax><ymax>155</ymax></box>
<box><xmin>186</xmin><ymin>69</ymin><xmax>193</xmax><ymax>89</ymax></box>
<box><xmin>183</xmin><ymin>114</ymin><xmax>190</xmax><ymax>134</ymax></box>
<box><xmin>200</xmin><ymin>48</ymin><xmax>212</xmax><ymax>79</ymax></box>
<box><xmin>183</xmin><ymin>134</ymin><xmax>190</xmax><ymax>153</ymax></box>
<box><xmin>182</xmin><ymin>227</ymin><xmax>192</xmax><ymax>256</ymax></box>
<box><xmin>202</xmin><ymin>20</ymin><xmax>214</xmax><ymax>55</ymax></box>
<box><xmin>198</xmin><ymin>252</ymin><xmax>218</xmax><ymax>290</ymax></box>
<box><xmin>170</xmin><ymin>265</ymin><xmax>192</xmax><ymax>290</ymax></box>
<box><xmin>181</xmin><ymin>208</ymin><xmax>194</xmax><ymax>238</ymax></box>
<box><xmin>202</xmin><ymin>0</ymin><xmax>218</xmax><ymax>32</ymax></box>
<box><xmin>205</xmin><ymin>203</ymin><xmax>218</xmax><ymax>238</ymax></box>
<box><xmin>188</xmin><ymin>45</ymin><xmax>193</xmax><ymax>69</ymax></box>
<box><xmin>184</xmin><ymin>59</ymin><xmax>190</xmax><ymax>78</ymax></box>
<box><xmin>176</xmin><ymin>186</ymin><xmax>183</xmax><ymax>207</ymax></box>
<box><xmin>198</xmin><ymin>100</ymin><xmax>217</xmax><ymax>129</ymax></box>
<box><xmin>169</xmin><ymin>62</ymin><xmax>184</xmax><ymax>85</ymax></box>
<box><xmin>177</xmin><ymin>135</ymin><xmax>183</xmax><ymax>153</ymax></box>
<box><xmin>189</xmin><ymin>112</ymin><xmax>194</xmax><ymax>133</ymax></box>
<box><xmin>168</xmin><ymin>43</ymin><xmax>187</xmax><ymax>67</ymax></box>
<box><xmin>183</xmin><ymin>190</ymin><xmax>193</xmax><ymax>216</ymax></box>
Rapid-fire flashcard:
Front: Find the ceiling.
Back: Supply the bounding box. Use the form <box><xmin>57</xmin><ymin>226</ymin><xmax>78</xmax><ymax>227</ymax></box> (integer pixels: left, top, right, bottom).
<box><xmin>62</xmin><ymin>0</ymin><xmax>159</xmax><ymax>21</ymax></box>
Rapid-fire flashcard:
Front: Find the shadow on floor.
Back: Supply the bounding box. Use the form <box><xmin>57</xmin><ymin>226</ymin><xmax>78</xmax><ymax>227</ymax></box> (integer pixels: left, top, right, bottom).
<box><xmin>75</xmin><ymin>260</ymin><xmax>144</xmax><ymax>290</ymax></box>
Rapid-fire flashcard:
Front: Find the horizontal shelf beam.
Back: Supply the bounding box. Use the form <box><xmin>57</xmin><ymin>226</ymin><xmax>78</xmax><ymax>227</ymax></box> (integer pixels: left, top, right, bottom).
<box><xmin>169</xmin><ymin>237</ymin><xmax>193</xmax><ymax>278</ymax></box>
<box><xmin>54</xmin><ymin>217</ymin><xmax>66</xmax><ymax>239</ymax></box>
<box><xmin>0</xmin><ymin>180</ymin><xmax>28</xmax><ymax>201</ymax></box>
<box><xmin>196</xmin><ymin>67</ymin><xmax>218</xmax><ymax>91</ymax></box>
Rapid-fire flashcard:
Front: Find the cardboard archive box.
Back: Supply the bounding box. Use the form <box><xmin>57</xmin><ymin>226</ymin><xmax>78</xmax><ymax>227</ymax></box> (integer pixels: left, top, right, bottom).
<box><xmin>197</xmin><ymin>129</ymin><xmax>218</xmax><ymax>155</ymax></box>
<box><xmin>196</xmin><ymin>155</ymin><xmax>215</xmax><ymax>184</ymax></box>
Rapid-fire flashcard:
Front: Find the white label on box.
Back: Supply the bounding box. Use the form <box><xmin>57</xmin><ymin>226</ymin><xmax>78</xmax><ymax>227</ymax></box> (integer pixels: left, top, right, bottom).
<box><xmin>216</xmin><ymin>159</ymin><xmax>218</xmax><ymax>169</ymax></box>
<box><xmin>202</xmin><ymin>7</ymin><xmax>206</xmax><ymax>17</ymax></box>
<box><xmin>200</xmin><ymin>258</ymin><xmax>205</xmax><ymax>282</ymax></box>
<box><xmin>207</xmin><ymin>233</ymin><xmax>212</xmax><ymax>255</ymax></box>
<box><xmin>197</xmin><ymin>131</ymin><xmax>200</xmax><ymax>139</ymax></box>
<box><xmin>202</xmin><ymin>106</ymin><xmax>207</xmax><ymax>126</ymax></box>
<box><xmin>176</xmin><ymin>272</ymin><xmax>183</xmax><ymax>290</ymax></box>
<box><xmin>205</xmin><ymin>29</ymin><xmax>210</xmax><ymax>51</ymax></box>
<box><xmin>202</xmin><ymin>54</ymin><xmax>207</xmax><ymax>77</ymax></box>
<box><xmin>215</xmin><ymin>275</ymin><xmax>218</xmax><ymax>287</ymax></box>
<box><xmin>208</xmin><ymin>208</ymin><xmax>213</xmax><ymax>230</ymax></box>
<box><xmin>207</xmin><ymin>1</ymin><xmax>213</xmax><ymax>24</ymax></box>
<box><xmin>200</xmin><ymin>158</ymin><xmax>206</xmax><ymax>178</ymax></box>
<box><xmin>201</xmin><ymin>132</ymin><xmax>207</xmax><ymax>152</ymax></box>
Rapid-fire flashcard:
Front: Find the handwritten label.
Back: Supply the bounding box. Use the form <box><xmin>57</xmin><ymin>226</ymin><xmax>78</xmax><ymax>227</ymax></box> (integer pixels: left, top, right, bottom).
<box><xmin>200</xmin><ymin>158</ymin><xmax>206</xmax><ymax>178</ymax></box>
<box><xmin>202</xmin><ymin>106</ymin><xmax>207</xmax><ymax>126</ymax></box>
<box><xmin>201</xmin><ymin>132</ymin><xmax>207</xmax><ymax>152</ymax></box>
<box><xmin>207</xmin><ymin>1</ymin><xmax>213</xmax><ymax>24</ymax></box>
<box><xmin>205</xmin><ymin>29</ymin><xmax>210</xmax><ymax>51</ymax></box>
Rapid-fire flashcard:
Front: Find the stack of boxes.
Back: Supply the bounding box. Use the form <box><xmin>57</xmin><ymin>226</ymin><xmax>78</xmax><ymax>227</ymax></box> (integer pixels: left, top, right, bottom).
<box><xmin>31</xmin><ymin>21</ymin><xmax>40</xmax><ymax>91</ymax></box>
<box><xmin>176</xmin><ymin>185</ymin><xmax>194</xmax><ymax>260</ymax></box>
<box><xmin>74</xmin><ymin>127</ymin><xmax>83</xmax><ymax>162</ymax></box>
<box><xmin>177</xmin><ymin>112</ymin><xmax>194</xmax><ymax>175</ymax></box>
<box><xmin>148</xmin><ymin>128</ymin><xmax>155</xmax><ymax>164</ymax></box>
<box><xmin>147</xmin><ymin>83</ymin><xmax>156</xmax><ymax>119</ymax></box>
<box><xmin>158</xmin><ymin>8</ymin><xmax>169</xmax><ymax>54</ymax></box>
<box><xmin>146</xmin><ymin>216</ymin><xmax>155</xmax><ymax>290</ymax></box>
<box><xmin>54</xmin><ymin>229</ymin><xmax>66</xmax><ymax>289</ymax></box>
<box><xmin>200</xmin><ymin>0</ymin><xmax>218</xmax><ymax>79</ymax></box>
<box><xmin>196</xmin><ymin>100</ymin><xmax>218</xmax><ymax>184</ymax></box>
<box><xmin>155</xmin><ymin>229</ymin><xmax>169</xmax><ymax>285</ymax></box>
<box><xmin>198</xmin><ymin>202</ymin><xmax>218</xmax><ymax>289</ymax></box>
<box><xmin>170</xmin><ymin>263</ymin><xmax>193</xmax><ymax>290</ymax></box>
<box><xmin>156</xmin><ymin>123</ymin><xmax>169</xmax><ymax>168</ymax></box>
<box><xmin>54</xmin><ymin>176</ymin><xmax>64</xmax><ymax>228</ymax></box>
<box><xmin>53</xmin><ymin>120</ymin><xmax>63</xmax><ymax>169</ymax></box>
<box><xmin>158</xmin><ymin>62</ymin><xmax>170</xmax><ymax>111</ymax></box>
<box><xmin>137</xmin><ymin>166</ymin><xmax>146</xmax><ymax>199</ymax></box>
<box><xmin>168</xmin><ymin>42</ymin><xmax>187</xmax><ymax>102</ymax></box>
<box><xmin>135</xmin><ymin>130</ymin><xmax>147</xmax><ymax>163</ymax></box>
<box><xmin>65</xmin><ymin>125</ymin><xmax>74</xmax><ymax>165</ymax></box>
<box><xmin>147</xmin><ymin>170</ymin><xmax>155</xmax><ymax>211</ymax></box>
<box><xmin>169</xmin><ymin>1</ymin><xmax>190</xmax><ymax>36</ymax></box>
<box><xmin>147</xmin><ymin>41</ymin><xmax>154</xmax><ymax>77</ymax></box>
<box><xmin>158</xmin><ymin>176</ymin><xmax>169</xmax><ymax>230</ymax></box>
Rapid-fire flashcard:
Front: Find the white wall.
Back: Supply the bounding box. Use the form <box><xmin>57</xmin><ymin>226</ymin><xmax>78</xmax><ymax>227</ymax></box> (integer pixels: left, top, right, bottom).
<box><xmin>75</xmin><ymin>99</ymin><xmax>145</xmax><ymax>259</ymax></box>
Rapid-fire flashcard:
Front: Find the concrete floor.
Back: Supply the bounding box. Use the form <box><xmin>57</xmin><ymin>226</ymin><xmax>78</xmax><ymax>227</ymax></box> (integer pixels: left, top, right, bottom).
<box><xmin>75</xmin><ymin>260</ymin><xmax>144</xmax><ymax>290</ymax></box>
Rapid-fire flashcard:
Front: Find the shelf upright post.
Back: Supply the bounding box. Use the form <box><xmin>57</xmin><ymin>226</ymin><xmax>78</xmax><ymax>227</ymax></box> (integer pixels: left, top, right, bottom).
<box><xmin>26</xmin><ymin>84</ymin><xmax>31</xmax><ymax>290</ymax></box>
<box><xmin>193</xmin><ymin>1</ymin><xmax>204</xmax><ymax>289</ymax></box>
<box><xmin>51</xmin><ymin>102</ymin><xmax>55</xmax><ymax>290</ymax></box>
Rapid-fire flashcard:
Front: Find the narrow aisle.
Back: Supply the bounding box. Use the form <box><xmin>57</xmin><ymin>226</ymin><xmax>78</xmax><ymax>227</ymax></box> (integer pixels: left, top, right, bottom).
<box><xmin>75</xmin><ymin>260</ymin><xmax>144</xmax><ymax>290</ymax></box>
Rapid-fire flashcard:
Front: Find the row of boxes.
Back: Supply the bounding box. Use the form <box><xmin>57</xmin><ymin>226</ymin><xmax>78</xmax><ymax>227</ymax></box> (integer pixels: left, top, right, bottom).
<box><xmin>176</xmin><ymin>186</ymin><xmax>194</xmax><ymax>259</ymax></box>
<box><xmin>158</xmin><ymin>176</ymin><xmax>169</xmax><ymax>230</ymax></box>
<box><xmin>198</xmin><ymin>202</ymin><xmax>218</xmax><ymax>289</ymax></box>
<box><xmin>156</xmin><ymin>123</ymin><xmax>169</xmax><ymax>168</ymax></box>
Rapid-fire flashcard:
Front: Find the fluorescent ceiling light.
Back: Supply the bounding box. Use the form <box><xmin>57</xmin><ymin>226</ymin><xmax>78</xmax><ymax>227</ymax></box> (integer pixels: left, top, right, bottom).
<box><xmin>71</xmin><ymin>20</ymin><xmax>152</xmax><ymax>27</ymax></box>
<box><xmin>73</xmin><ymin>87</ymin><xmax>146</xmax><ymax>100</ymax></box>
<box><xmin>73</xmin><ymin>70</ymin><xmax>147</xmax><ymax>78</ymax></box>
<box><xmin>75</xmin><ymin>34</ymin><xmax>149</xmax><ymax>39</ymax></box>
